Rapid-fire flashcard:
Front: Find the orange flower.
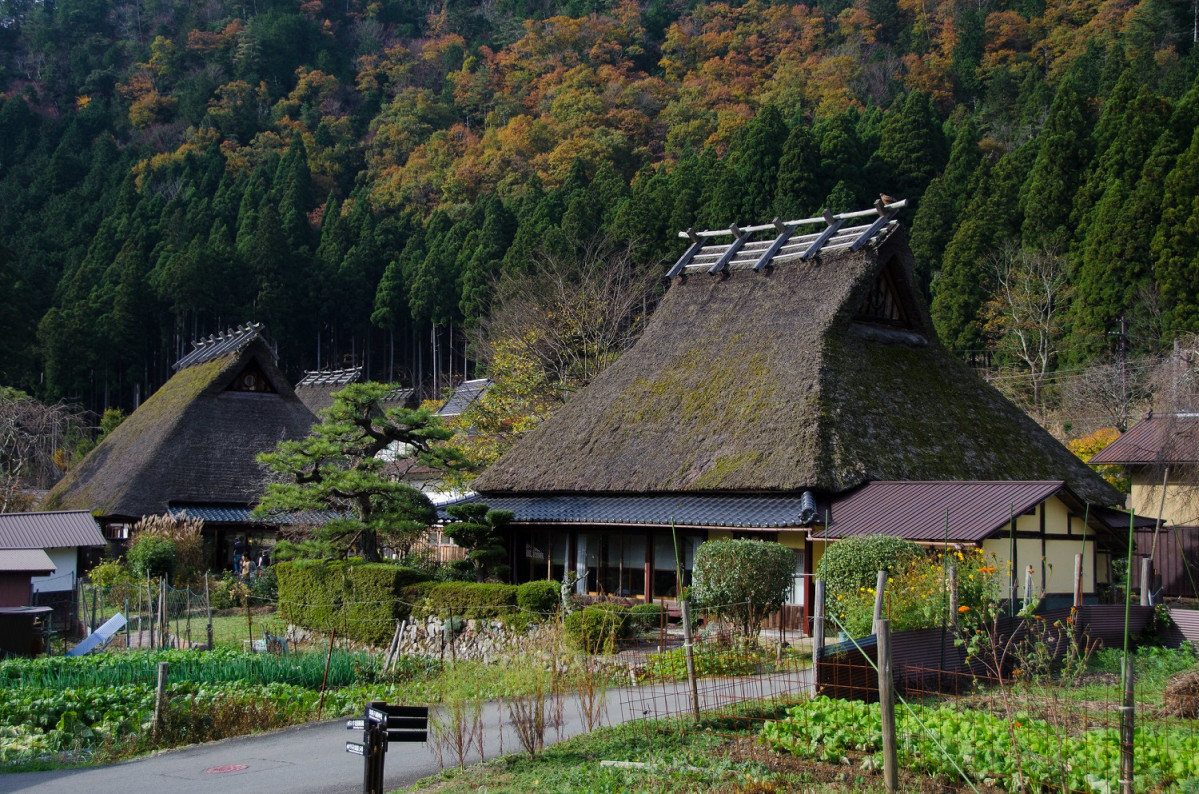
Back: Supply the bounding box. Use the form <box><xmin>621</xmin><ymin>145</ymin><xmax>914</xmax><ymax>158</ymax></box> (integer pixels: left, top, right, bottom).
<box><xmin>978</xmin><ymin>566</ymin><xmax>997</xmax><ymax>574</ymax></box>
<box><xmin>958</xmin><ymin>605</ymin><xmax>971</xmax><ymax>613</ymax></box>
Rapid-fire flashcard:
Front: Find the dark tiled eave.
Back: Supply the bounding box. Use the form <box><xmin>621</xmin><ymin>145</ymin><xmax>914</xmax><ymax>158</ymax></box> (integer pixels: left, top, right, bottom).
<box><xmin>168</xmin><ymin>505</ymin><xmax>341</xmax><ymax>525</ymax></box>
<box><xmin>449</xmin><ymin>493</ymin><xmax>823</xmax><ymax>529</ymax></box>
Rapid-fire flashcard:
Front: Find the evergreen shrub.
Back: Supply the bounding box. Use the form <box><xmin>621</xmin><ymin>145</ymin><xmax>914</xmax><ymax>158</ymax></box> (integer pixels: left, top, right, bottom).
<box><xmin>408</xmin><ymin>582</ymin><xmax>519</xmax><ymax>620</ymax></box>
<box><xmin>628</xmin><ymin>602</ymin><xmax>665</xmax><ymax>632</ymax></box>
<box><xmin>691</xmin><ymin>539</ymin><xmax>796</xmax><ymax>635</ymax></box>
<box><xmin>276</xmin><ymin>560</ymin><xmax>431</xmax><ymax>646</ymax></box>
<box><xmin>816</xmin><ymin>535</ymin><xmax>922</xmax><ymax>596</ymax></box>
<box><xmin>516</xmin><ymin>580</ymin><xmax>560</xmax><ymax>616</ymax></box>
<box><xmin>126</xmin><ymin>536</ymin><xmax>177</xmax><ymax>579</ymax></box>
<box><xmin>564</xmin><ymin>603</ymin><xmax>629</xmax><ymax>653</ymax></box>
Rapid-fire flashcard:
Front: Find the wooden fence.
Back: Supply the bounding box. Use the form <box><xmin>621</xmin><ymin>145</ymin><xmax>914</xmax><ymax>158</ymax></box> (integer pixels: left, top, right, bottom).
<box><xmin>816</xmin><ymin>604</ymin><xmax>1157</xmax><ymax>700</ymax></box>
<box><xmin>1134</xmin><ymin>526</ymin><xmax>1199</xmax><ymax>598</ymax></box>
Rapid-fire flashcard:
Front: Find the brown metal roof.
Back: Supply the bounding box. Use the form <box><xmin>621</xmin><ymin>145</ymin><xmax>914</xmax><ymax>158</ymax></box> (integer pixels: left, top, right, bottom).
<box><xmin>1088</xmin><ymin>413</ymin><xmax>1199</xmax><ymax>465</ymax></box>
<box><xmin>0</xmin><ymin>511</ymin><xmax>107</xmax><ymax>550</ymax></box>
<box><xmin>0</xmin><ymin>548</ymin><xmax>56</xmax><ymax>574</ymax></box>
<box><xmin>823</xmin><ymin>481</ymin><xmax>1067</xmax><ymax>543</ymax></box>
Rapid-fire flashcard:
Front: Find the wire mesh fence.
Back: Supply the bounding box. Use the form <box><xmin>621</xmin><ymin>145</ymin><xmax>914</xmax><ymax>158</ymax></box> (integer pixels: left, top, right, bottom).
<box><xmin>77</xmin><ymin>578</ymin><xmax>211</xmax><ymax>650</ymax></box>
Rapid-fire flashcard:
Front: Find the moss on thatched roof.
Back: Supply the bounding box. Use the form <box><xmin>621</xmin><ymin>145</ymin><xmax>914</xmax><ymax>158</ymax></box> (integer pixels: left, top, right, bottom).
<box><xmin>474</xmin><ymin>228</ymin><xmax>1122</xmax><ymax>507</ymax></box>
<box><xmin>42</xmin><ymin>338</ymin><xmax>316</xmax><ymax>518</ymax></box>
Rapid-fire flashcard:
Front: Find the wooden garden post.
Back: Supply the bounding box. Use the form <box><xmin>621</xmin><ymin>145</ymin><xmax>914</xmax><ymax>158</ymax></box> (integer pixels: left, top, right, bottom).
<box><xmin>1139</xmin><ymin>557</ymin><xmax>1152</xmax><ymax>606</ymax></box>
<box><xmin>1074</xmin><ymin>554</ymin><xmax>1084</xmax><ymax>607</ymax></box>
<box><xmin>873</xmin><ymin>570</ymin><xmax>887</xmax><ymax>633</ymax></box>
<box><xmin>877</xmin><ymin>619</ymin><xmax>898</xmax><ymax>793</ymax></box>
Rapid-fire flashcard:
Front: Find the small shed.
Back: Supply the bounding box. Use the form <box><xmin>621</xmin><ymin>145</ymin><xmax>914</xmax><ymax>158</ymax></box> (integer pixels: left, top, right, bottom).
<box><xmin>0</xmin><ymin>549</ymin><xmax>55</xmax><ymax>607</ymax></box>
<box><xmin>0</xmin><ymin>510</ymin><xmax>107</xmax><ymax>596</ymax></box>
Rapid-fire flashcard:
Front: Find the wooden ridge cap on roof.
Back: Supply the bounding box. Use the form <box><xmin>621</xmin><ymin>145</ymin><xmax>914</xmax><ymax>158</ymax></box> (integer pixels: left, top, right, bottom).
<box><xmin>668</xmin><ymin>199</ymin><xmax>908</xmax><ymax>279</ymax></box>
<box><xmin>296</xmin><ymin>367</ymin><xmax>363</xmax><ymax>387</ymax></box>
<box><xmin>173</xmin><ymin>322</ymin><xmax>272</xmax><ymax>371</ymax></box>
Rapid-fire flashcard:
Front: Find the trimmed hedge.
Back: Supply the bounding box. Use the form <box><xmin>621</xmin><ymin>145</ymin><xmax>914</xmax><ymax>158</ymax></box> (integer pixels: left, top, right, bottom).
<box><xmin>407</xmin><ymin>582</ymin><xmax>519</xmax><ymax>620</ymax></box>
<box><xmin>277</xmin><ymin>560</ymin><xmax>431</xmax><ymax>646</ymax></box>
<box><xmin>516</xmin><ymin>580</ymin><xmax>561</xmax><ymax>616</ymax></box>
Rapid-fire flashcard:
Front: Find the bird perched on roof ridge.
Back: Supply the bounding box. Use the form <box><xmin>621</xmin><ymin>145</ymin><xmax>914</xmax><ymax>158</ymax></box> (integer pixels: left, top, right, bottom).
<box><xmin>879</xmin><ymin>193</ymin><xmax>896</xmax><ymax>205</ymax></box>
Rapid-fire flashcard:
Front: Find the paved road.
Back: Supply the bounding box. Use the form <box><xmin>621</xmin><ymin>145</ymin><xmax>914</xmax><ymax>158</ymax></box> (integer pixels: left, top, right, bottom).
<box><xmin>0</xmin><ymin>669</ymin><xmax>811</xmax><ymax>794</ymax></box>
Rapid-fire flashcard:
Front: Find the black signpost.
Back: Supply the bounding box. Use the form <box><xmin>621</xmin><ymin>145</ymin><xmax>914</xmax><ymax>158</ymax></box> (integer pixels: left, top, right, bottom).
<box><xmin>345</xmin><ymin>701</ymin><xmax>429</xmax><ymax>794</ymax></box>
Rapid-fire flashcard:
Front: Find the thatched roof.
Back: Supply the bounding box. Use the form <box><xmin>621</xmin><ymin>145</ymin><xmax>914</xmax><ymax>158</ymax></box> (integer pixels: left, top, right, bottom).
<box><xmin>42</xmin><ymin>330</ymin><xmax>316</xmax><ymax>519</ymax></box>
<box><xmin>295</xmin><ymin>367</ymin><xmax>362</xmax><ymax>416</ymax></box>
<box><xmin>475</xmin><ymin>224</ymin><xmax>1122</xmax><ymax>507</ymax></box>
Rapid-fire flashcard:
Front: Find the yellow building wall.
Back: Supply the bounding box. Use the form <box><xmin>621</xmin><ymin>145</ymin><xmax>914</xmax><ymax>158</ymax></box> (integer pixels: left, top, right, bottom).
<box><xmin>979</xmin><ymin>495</ymin><xmax>1096</xmax><ymax>595</ymax></box>
<box><xmin>809</xmin><ymin>539</ymin><xmax>828</xmax><ymax>576</ymax></box>
<box><xmin>1044</xmin><ymin>539</ymin><xmax>1093</xmax><ymax>594</ymax></box>
<box><xmin>706</xmin><ymin>530</ymin><xmax>733</xmax><ymax>542</ymax></box>
<box><xmin>778</xmin><ymin>531</ymin><xmax>805</xmax><ymax>550</ymax></box>
<box><xmin>1129</xmin><ymin>470</ymin><xmax>1199</xmax><ymax>526</ymax></box>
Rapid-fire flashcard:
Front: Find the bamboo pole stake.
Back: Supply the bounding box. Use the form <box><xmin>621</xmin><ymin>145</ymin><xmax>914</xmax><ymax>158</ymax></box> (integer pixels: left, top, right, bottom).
<box><xmin>153</xmin><ymin>661</ymin><xmax>169</xmax><ymax>739</ymax></box>
<box><xmin>245</xmin><ymin>593</ymin><xmax>253</xmax><ymax>652</ymax></box>
<box><xmin>948</xmin><ymin>563</ymin><xmax>959</xmax><ymax>630</ymax></box>
<box><xmin>681</xmin><ymin>600</ymin><xmax>700</xmax><ymax>721</ymax></box>
<box><xmin>812</xmin><ymin>580</ymin><xmax>824</xmax><ymax>687</ymax></box>
<box><xmin>1120</xmin><ymin>656</ymin><xmax>1135</xmax><ymax>794</ymax></box>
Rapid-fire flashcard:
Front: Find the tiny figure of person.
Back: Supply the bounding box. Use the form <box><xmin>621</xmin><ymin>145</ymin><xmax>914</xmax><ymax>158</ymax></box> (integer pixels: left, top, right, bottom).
<box><xmin>241</xmin><ymin>554</ymin><xmax>252</xmax><ymax>580</ymax></box>
<box><xmin>232</xmin><ymin>536</ymin><xmax>247</xmax><ymax>574</ymax></box>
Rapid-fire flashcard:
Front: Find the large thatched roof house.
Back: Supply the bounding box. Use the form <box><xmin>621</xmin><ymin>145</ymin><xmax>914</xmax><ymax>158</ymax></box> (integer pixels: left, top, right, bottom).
<box><xmin>42</xmin><ymin>323</ymin><xmax>318</xmax><ymax>569</ymax></box>
<box><xmin>468</xmin><ymin>203</ymin><xmax>1127</xmax><ymax>620</ymax></box>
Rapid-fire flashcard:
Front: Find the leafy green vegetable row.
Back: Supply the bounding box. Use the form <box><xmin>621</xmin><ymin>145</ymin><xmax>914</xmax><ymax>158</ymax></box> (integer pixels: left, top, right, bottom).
<box><xmin>761</xmin><ymin>696</ymin><xmax>1199</xmax><ymax>792</ymax></box>
<box><xmin>0</xmin><ymin>648</ymin><xmax>372</xmax><ymax>689</ymax></box>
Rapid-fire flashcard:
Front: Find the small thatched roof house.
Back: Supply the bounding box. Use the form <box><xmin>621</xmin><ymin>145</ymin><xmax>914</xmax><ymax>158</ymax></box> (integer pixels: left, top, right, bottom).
<box><xmin>469</xmin><ymin>204</ymin><xmax>1126</xmax><ymax>618</ymax></box>
<box><xmin>42</xmin><ymin>323</ymin><xmax>317</xmax><ymax>569</ymax></box>
<box><xmin>294</xmin><ymin>367</ymin><xmax>362</xmax><ymax>416</ymax></box>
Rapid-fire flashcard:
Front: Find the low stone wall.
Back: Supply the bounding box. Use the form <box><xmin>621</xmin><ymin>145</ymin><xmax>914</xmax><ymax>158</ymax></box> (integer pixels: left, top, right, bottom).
<box><xmin>391</xmin><ymin>617</ymin><xmax>559</xmax><ymax>663</ymax></box>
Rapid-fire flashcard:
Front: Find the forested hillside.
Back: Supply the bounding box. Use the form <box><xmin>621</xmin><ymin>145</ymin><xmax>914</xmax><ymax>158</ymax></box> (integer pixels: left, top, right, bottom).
<box><xmin>1</xmin><ymin>0</ymin><xmax>1197</xmax><ymax>420</ymax></box>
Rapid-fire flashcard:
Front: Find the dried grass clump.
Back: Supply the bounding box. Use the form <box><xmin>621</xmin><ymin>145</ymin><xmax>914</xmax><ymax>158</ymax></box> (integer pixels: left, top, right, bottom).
<box><xmin>1164</xmin><ymin>668</ymin><xmax>1199</xmax><ymax>718</ymax></box>
<box><xmin>131</xmin><ymin>513</ymin><xmax>205</xmax><ymax>583</ymax></box>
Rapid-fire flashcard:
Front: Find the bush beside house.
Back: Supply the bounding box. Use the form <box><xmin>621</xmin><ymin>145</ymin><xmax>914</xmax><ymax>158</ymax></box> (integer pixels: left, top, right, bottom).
<box><xmin>277</xmin><ymin>560</ymin><xmax>430</xmax><ymax>646</ymax></box>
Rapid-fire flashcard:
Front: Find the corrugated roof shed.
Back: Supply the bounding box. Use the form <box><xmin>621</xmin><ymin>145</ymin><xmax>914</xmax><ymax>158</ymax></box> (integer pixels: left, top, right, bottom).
<box><xmin>823</xmin><ymin>481</ymin><xmax>1065</xmax><ymax>543</ymax></box>
<box><xmin>1088</xmin><ymin>413</ymin><xmax>1199</xmax><ymax>465</ymax></box>
<box><xmin>0</xmin><ymin>511</ymin><xmax>106</xmax><ymax>549</ymax></box>
<box><xmin>0</xmin><ymin>549</ymin><xmax>56</xmax><ymax>574</ymax></box>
